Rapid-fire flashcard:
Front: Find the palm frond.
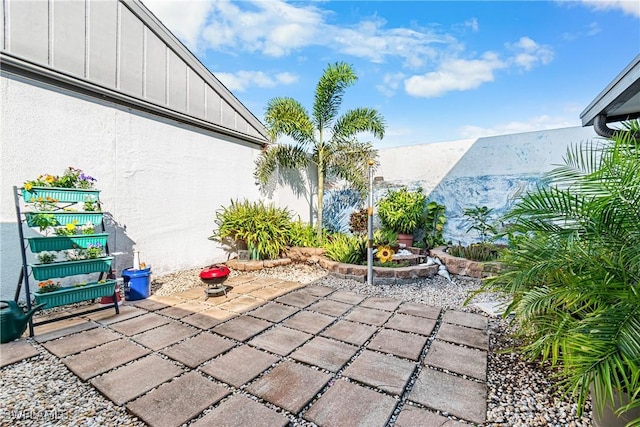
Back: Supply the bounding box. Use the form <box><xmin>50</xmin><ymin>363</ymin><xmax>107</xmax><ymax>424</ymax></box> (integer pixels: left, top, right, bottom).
<box><xmin>332</xmin><ymin>107</ymin><xmax>385</xmax><ymax>140</ymax></box>
<box><xmin>254</xmin><ymin>144</ymin><xmax>309</xmax><ymax>186</ymax></box>
<box><xmin>313</xmin><ymin>61</ymin><xmax>357</xmax><ymax>130</ymax></box>
<box><xmin>264</xmin><ymin>97</ymin><xmax>315</xmax><ymax>144</ymax></box>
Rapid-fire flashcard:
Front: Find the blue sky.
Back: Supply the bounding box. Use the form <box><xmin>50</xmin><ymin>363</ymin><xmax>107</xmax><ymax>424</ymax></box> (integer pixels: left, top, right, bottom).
<box><xmin>143</xmin><ymin>0</ymin><xmax>640</xmax><ymax>148</ymax></box>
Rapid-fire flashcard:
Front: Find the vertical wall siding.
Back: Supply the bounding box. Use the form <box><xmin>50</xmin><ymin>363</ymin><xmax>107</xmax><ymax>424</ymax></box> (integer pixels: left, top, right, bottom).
<box><xmin>0</xmin><ymin>0</ymin><xmax>266</xmax><ymax>141</ymax></box>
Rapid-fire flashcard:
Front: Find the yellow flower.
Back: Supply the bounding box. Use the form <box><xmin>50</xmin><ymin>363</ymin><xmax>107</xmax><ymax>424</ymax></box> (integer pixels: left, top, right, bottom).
<box><xmin>25</xmin><ymin>182</ymin><xmax>33</xmax><ymax>191</ymax></box>
<box><xmin>376</xmin><ymin>245</ymin><xmax>395</xmax><ymax>263</ymax></box>
<box><xmin>65</xmin><ymin>223</ymin><xmax>76</xmax><ymax>231</ymax></box>
<box><xmin>45</xmin><ymin>175</ymin><xmax>55</xmax><ymax>183</ymax></box>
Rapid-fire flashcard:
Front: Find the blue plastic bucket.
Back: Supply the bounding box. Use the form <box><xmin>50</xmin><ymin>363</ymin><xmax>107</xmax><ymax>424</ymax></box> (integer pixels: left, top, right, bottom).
<box><xmin>123</xmin><ymin>267</ymin><xmax>151</xmax><ymax>301</ymax></box>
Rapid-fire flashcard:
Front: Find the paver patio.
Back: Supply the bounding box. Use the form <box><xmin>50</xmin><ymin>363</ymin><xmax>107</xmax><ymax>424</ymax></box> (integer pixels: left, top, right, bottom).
<box><xmin>1</xmin><ymin>274</ymin><xmax>490</xmax><ymax>426</ymax></box>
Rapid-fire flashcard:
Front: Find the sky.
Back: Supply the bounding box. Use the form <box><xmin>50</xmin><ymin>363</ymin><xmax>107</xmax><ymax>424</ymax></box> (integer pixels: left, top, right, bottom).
<box><xmin>141</xmin><ymin>0</ymin><xmax>640</xmax><ymax>149</ymax></box>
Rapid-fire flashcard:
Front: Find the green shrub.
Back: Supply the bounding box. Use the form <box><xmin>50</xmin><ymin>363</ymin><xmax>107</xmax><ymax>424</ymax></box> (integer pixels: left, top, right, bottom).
<box><xmin>210</xmin><ymin>199</ymin><xmax>292</xmax><ymax>260</ymax></box>
<box><xmin>377</xmin><ymin>187</ymin><xmax>426</xmax><ymax>235</ymax></box>
<box><xmin>289</xmin><ymin>220</ymin><xmax>326</xmax><ymax>247</ymax></box>
<box><xmin>447</xmin><ymin>242</ymin><xmax>501</xmax><ymax>262</ymax></box>
<box><xmin>373</xmin><ymin>229</ymin><xmax>398</xmax><ymax>247</ymax></box>
<box><xmin>323</xmin><ymin>233</ymin><xmax>366</xmax><ymax>264</ymax></box>
<box><xmin>422</xmin><ymin>201</ymin><xmax>446</xmax><ymax>249</ymax></box>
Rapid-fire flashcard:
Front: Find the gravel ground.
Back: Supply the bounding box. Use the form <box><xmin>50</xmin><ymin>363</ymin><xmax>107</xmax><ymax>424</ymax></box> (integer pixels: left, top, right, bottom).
<box><xmin>1</xmin><ymin>263</ymin><xmax>592</xmax><ymax>426</ymax></box>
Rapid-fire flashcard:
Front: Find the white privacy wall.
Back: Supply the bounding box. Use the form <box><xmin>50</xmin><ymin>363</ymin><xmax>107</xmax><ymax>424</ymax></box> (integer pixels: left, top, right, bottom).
<box><xmin>0</xmin><ymin>74</ymin><xmax>308</xmax><ymax>301</ymax></box>
<box><xmin>376</xmin><ymin>126</ymin><xmax>599</xmax><ymax>245</ymax></box>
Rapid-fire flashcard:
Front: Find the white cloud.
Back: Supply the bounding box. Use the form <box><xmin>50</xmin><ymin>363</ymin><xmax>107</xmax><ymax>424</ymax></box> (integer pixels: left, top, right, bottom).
<box><xmin>458</xmin><ymin>115</ymin><xmax>580</xmax><ymax>139</ymax></box>
<box><xmin>579</xmin><ymin>0</ymin><xmax>640</xmax><ymax>17</ymax></box>
<box><xmin>375</xmin><ymin>72</ymin><xmax>406</xmax><ymax>97</ymax></box>
<box><xmin>404</xmin><ymin>53</ymin><xmax>506</xmax><ymax>98</ymax></box>
<box><xmin>215</xmin><ymin>70</ymin><xmax>299</xmax><ymax>92</ymax></box>
<box><xmin>141</xmin><ymin>0</ymin><xmax>213</xmax><ymax>51</ymax></box>
<box><xmin>507</xmin><ymin>37</ymin><xmax>554</xmax><ymax>71</ymax></box>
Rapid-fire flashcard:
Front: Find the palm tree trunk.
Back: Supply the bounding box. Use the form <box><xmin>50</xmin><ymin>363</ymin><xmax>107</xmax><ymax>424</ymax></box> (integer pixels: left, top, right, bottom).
<box><xmin>316</xmin><ymin>165</ymin><xmax>324</xmax><ymax>241</ymax></box>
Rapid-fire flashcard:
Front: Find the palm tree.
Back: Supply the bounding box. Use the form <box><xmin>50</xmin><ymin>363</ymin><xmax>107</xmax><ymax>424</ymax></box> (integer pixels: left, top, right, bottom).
<box><xmin>254</xmin><ymin>61</ymin><xmax>385</xmax><ymax>239</ymax></box>
<box><xmin>477</xmin><ymin>121</ymin><xmax>640</xmax><ymax>425</ymax></box>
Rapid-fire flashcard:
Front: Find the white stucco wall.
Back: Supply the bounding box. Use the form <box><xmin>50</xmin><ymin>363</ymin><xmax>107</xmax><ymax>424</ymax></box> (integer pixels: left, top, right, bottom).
<box><xmin>0</xmin><ymin>73</ymin><xmax>308</xmax><ymax>301</ymax></box>
<box><xmin>374</xmin><ymin>126</ymin><xmax>599</xmax><ymax>245</ymax></box>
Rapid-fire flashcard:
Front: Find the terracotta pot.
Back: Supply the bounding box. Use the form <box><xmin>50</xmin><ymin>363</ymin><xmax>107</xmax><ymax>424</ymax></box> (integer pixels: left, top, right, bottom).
<box><xmin>397</xmin><ymin>233</ymin><xmax>413</xmax><ymax>248</ymax></box>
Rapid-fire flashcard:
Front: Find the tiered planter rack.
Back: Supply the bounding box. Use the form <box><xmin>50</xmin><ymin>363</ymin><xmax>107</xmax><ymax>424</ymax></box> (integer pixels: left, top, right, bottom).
<box><xmin>14</xmin><ymin>186</ymin><xmax>119</xmax><ymax>337</ymax></box>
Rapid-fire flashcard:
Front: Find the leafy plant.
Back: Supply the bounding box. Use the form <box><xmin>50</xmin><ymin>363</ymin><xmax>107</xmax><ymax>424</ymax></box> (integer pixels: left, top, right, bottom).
<box><xmin>36</xmin><ymin>251</ymin><xmax>56</xmax><ymax>264</ymax></box>
<box><xmin>55</xmin><ymin>221</ymin><xmax>79</xmax><ymax>236</ymax></box>
<box><xmin>447</xmin><ymin>242</ymin><xmax>500</xmax><ymax>262</ymax></box>
<box><xmin>323</xmin><ymin>233</ymin><xmax>366</xmax><ymax>264</ymax></box>
<box><xmin>422</xmin><ymin>201</ymin><xmax>447</xmax><ymax>249</ymax></box>
<box><xmin>24</xmin><ymin>167</ymin><xmax>96</xmax><ymax>190</ymax></box>
<box><xmin>473</xmin><ymin>122</ymin><xmax>640</xmax><ymax>423</ymax></box>
<box><xmin>373</xmin><ymin>229</ymin><xmax>398</xmax><ymax>247</ymax></box>
<box><xmin>463</xmin><ymin>205</ymin><xmax>497</xmax><ymax>242</ymax></box>
<box><xmin>30</xmin><ymin>213</ymin><xmax>58</xmax><ymax>234</ymax></box>
<box><xmin>376</xmin><ymin>187</ymin><xmax>426</xmax><ymax>235</ymax></box>
<box><xmin>210</xmin><ymin>199</ymin><xmax>293</xmax><ymax>260</ymax></box>
<box><xmin>254</xmin><ymin>61</ymin><xmax>385</xmax><ymax>240</ymax></box>
<box><xmin>37</xmin><ymin>280</ymin><xmax>61</xmax><ymax>293</ymax></box>
<box><xmin>289</xmin><ymin>220</ymin><xmax>326</xmax><ymax>247</ymax></box>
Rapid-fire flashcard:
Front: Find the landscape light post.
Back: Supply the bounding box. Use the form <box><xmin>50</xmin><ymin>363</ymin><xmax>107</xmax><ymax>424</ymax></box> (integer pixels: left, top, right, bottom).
<box><xmin>367</xmin><ymin>159</ymin><xmax>374</xmax><ymax>286</ymax></box>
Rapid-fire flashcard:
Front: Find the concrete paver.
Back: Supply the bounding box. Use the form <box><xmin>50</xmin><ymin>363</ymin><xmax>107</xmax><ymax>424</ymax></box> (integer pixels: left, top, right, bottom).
<box><xmin>321</xmin><ymin>320</ymin><xmax>377</xmax><ymax>346</ymax></box>
<box><xmin>424</xmin><ymin>340</ymin><xmax>487</xmax><ymax>381</ymax></box>
<box><xmin>307</xmin><ymin>299</ymin><xmax>353</xmax><ymax>317</ymax></box>
<box><xmin>127</xmin><ymin>371</ymin><xmax>230</xmax><ymax>427</ymax></box>
<box><xmin>43</xmin><ymin>327</ymin><xmax>120</xmax><ymax>357</ymax></box>
<box><xmin>437</xmin><ymin>322</ymin><xmax>489</xmax><ymax>350</ymax></box>
<box><xmin>161</xmin><ymin>332</ymin><xmax>235</xmax><ymax>368</ymax></box>
<box><xmin>132</xmin><ymin>322</ymin><xmax>198</xmax><ymax>351</ymax></box>
<box><xmin>90</xmin><ymin>354</ymin><xmax>183</xmax><ymax>405</ymax></box>
<box><xmin>110</xmin><ymin>312</ymin><xmax>171</xmax><ymax>336</ymax></box>
<box><xmin>327</xmin><ymin>290</ymin><xmax>366</xmax><ymax>304</ymax></box>
<box><xmin>0</xmin><ymin>340</ymin><xmax>39</xmax><ymax>368</ymax></box>
<box><xmin>360</xmin><ymin>296</ymin><xmax>402</xmax><ymax>312</ymax></box>
<box><xmin>283</xmin><ymin>310</ymin><xmax>336</xmax><ymax>334</ymax></box>
<box><xmin>33</xmin><ymin>319</ymin><xmax>96</xmax><ymax>343</ymax></box>
<box><xmin>249</xmin><ymin>326</ymin><xmax>312</xmax><ymax>356</ymax></box>
<box><xmin>87</xmin><ymin>305</ymin><xmax>147</xmax><ymax>325</ymax></box>
<box><xmin>409</xmin><ymin>368</ymin><xmax>487</xmax><ymax>424</ymax></box>
<box><xmin>442</xmin><ymin>310</ymin><xmax>488</xmax><ymax>330</ymax></box>
<box><xmin>299</xmin><ymin>285</ymin><xmax>335</xmax><ymax>297</ymax></box>
<box><xmin>304</xmin><ymin>379</ymin><xmax>397</xmax><ymax>426</ymax></box>
<box><xmin>345</xmin><ymin>306</ymin><xmax>393</xmax><ymax>326</ymax></box>
<box><xmin>276</xmin><ymin>291</ymin><xmax>320</xmax><ymax>308</ymax></box>
<box><xmin>62</xmin><ymin>339</ymin><xmax>150</xmax><ymax>380</ymax></box>
<box><xmin>343</xmin><ymin>349</ymin><xmax>416</xmax><ymax>395</ymax></box>
<box><xmin>247</xmin><ymin>361</ymin><xmax>331</xmax><ymax>413</ymax></box>
<box><xmin>212</xmin><ymin>315</ymin><xmax>272</xmax><ymax>341</ymax></box>
<box><xmin>397</xmin><ymin>301</ymin><xmax>441</xmax><ymax>319</ymax></box>
<box><xmin>191</xmin><ymin>394</ymin><xmax>289</xmax><ymax>427</ymax></box>
<box><xmin>182</xmin><ymin>307</ymin><xmax>236</xmax><ymax>330</ymax></box>
<box><xmin>217</xmin><ymin>295</ymin><xmax>265</xmax><ymax>313</ymax></box>
<box><xmin>248</xmin><ymin>302</ymin><xmax>299</xmax><ymax>322</ymax></box>
<box><xmin>10</xmin><ymin>274</ymin><xmax>490</xmax><ymax>426</ymax></box>
<box><xmin>201</xmin><ymin>345</ymin><xmax>278</xmax><ymax>387</ymax></box>
<box><xmin>368</xmin><ymin>328</ymin><xmax>427</xmax><ymax>360</ymax></box>
<box><xmin>290</xmin><ymin>336</ymin><xmax>358</xmax><ymax>372</ymax></box>
<box><xmin>385</xmin><ymin>313</ymin><xmax>437</xmax><ymax>336</ymax></box>
<box><xmin>396</xmin><ymin>406</ymin><xmax>467</xmax><ymax>427</ymax></box>
<box><xmin>158</xmin><ymin>300</ymin><xmax>208</xmax><ymax>319</ymax></box>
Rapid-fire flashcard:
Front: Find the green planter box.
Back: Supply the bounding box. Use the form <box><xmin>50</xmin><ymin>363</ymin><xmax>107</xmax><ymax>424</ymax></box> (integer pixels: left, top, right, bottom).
<box><xmin>34</xmin><ymin>280</ymin><xmax>117</xmax><ymax>309</ymax></box>
<box><xmin>27</xmin><ymin>233</ymin><xmax>108</xmax><ymax>253</ymax></box>
<box><xmin>31</xmin><ymin>257</ymin><xmax>113</xmax><ymax>280</ymax></box>
<box><xmin>25</xmin><ymin>211</ymin><xmax>103</xmax><ymax>227</ymax></box>
<box><xmin>23</xmin><ymin>187</ymin><xmax>100</xmax><ymax>204</ymax></box>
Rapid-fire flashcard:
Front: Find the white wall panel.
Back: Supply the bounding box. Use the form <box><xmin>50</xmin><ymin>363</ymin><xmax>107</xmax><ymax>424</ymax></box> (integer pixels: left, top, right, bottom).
<box><xmin>88</xmin><ymin>0</ymin><xmax>117</xmax><ymax>87</ymax></box>
<box><xmin>118</xmin><ymin>5</ymin><xmax>143</xmax><ymax>97</ymax></box>
<box><xmin>144</xmin><ymin>28</ymin><xmax>166</xmax><ymax>105</ymax></box>
<box><xmin>52</xmin><ymin>0</ymin><xmax>85</xmax><ymax>77</ymax></box>
<box><xmin>8</xmin><ymin>0</ymin><xmax>48</xmax><ymax>64</ymax></box>
<box><xmin>167</xmin><ymin>50</ymin><xmax>186</xmax><ymax>111</ymax></box>
<box><xmin>188</xmin><ymin>68</ymin><xmax>205</xmax><ymax>119</ymax></box>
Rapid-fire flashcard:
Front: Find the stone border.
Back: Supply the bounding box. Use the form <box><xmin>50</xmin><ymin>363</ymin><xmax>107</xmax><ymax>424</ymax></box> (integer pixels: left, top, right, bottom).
<box><xmin>225</xmin><ymin>247</ymin><xmax>438</xmax><ymax>285</ymax></box>
<box><xmin>429</xmin><ymin>247</ymin><xmax>502</xmax><ymax>278</ymax></box>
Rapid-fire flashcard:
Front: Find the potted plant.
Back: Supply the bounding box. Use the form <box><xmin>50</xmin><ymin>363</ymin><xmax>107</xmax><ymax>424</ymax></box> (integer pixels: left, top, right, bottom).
<box><xmin>376</xmin><ymin>187</ymin><xmax>426</xmax><ymax>247</ymax></box>
<box><xmin>475</xmin><ymin>122</ymin><xmax>640</xmax><ymax>426</ymax></box>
